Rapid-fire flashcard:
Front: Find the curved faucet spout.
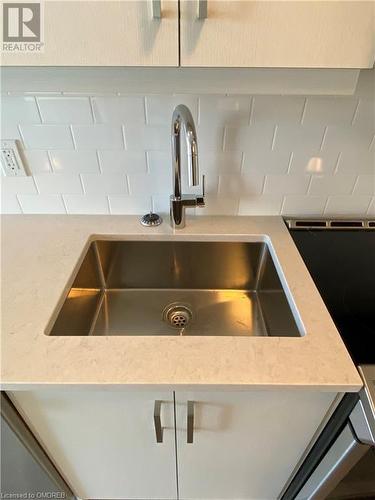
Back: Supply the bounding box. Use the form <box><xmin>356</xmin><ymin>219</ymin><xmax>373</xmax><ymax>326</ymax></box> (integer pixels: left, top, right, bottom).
<box><xmin>170</xmin><ymin>105</ymin><xmax>205</xmax><ymax>229</ymax></box>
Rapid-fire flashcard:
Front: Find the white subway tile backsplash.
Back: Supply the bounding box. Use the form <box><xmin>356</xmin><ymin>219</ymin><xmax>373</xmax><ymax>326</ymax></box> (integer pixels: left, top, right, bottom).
<box><xmin>219</xmin><ymin>173</ymin><xmax>264</xmax><ymax>196</ymax></box>
<box><xmin>323</xmin><ymin>125</ymin><xmax>373</xmax><ymax>153</ymax></box>
<box><xmin>81</xmin><ymin>173</ymin><xmax>128</xmax><ymax>195</ymax></box>
<box><xmin>1</xmin><ymin>193</ymin><xmax>22</xmax><ymax>214</ymax></box>
<box><xmin>198</xmin><ymin>196</ymin><xmax>239</xmax><ymax>215</ymax></box>
<box><xmin>368</xmin><ymin>197</ymin><xmax>375</xmax><ymax>216</ymax></box>
<box><xmin>23</xmin><ymin>150</ymin><xmax>52</xmax><ymax>173</ymax></box>
<box><xmin>1</xmin><ymin>96</ymin><xmax>40</xmax><ymax>125</ymax></box>
<box><xmin>197</xmin><ymin>126</ymin><xmax>225</xmax><ymax>151</ymax></box>
<box><xmin>273</xmin><ymin>125</ymin><xmax>325</xmax><ymax>152</ymax></box>
<box><xmin>92</xmin><ymin>97</ymin><xmax>145</xmax><ymax>125</ymax></box>
<box><xmin>146</xmin><ymin>151</ymin><xmax>170</xmax><ymax>175</ymax></box>
<box><xmin>2</xmin><ymin>70</ymin><xmax>374</xmax><ymax>217</ymax></box>
<box><xmin>224</xmin><ymin>124</ymin><xmax>275</xmax><ymax>152</ymax></box>
<box><xmin>20</xmin><ymin>125</ymin><xmax>74</xmax><ymax>149</ymax></box>
<box><xmin>238</xmin><ymin>195</ymin><xmax>283</xmax><ymax>215</ymax></box>
<box><xmin>282</xmin><ymin>195</ymin><xmax>327</xmax><ymax>216</ymax></box>
<box><xmin>264</xmin><ymin>175</ymin><xmax>310</xmax><ymax>195</ymax></box>
<box><xmin>18</xmin><ymin>194</ymin><xmax>66</xmax><ymax>214</ymax></box>
<box><xmin>49</xmin><ymin>150</ymin><xmax>100</xmax><ymax>173</ymax></box>
<box><xmin>289</xmin><ymin>150</ymin><xmax>340</xmax><ymax>175</ymax></box>
<box><xmin>337</xmin><ymin>149</ymin><xmax>375</xmax><ymax>174</ymax></box>
<box><xmin>128</xmin><ymin>172</ymin><xmax>170</xmax><ymax>196</ymax></box>
<box><xmin>108</xmin><ymin>195</ymin><xmax>151</xmax><ymax>215</ymax></box>
<box><xmin>352</xmin><ymin>175</ymin><xmax>375</xmax><ymax>196</ymax></box>
<box><xmin>1</xmin><ymin>176</ymin><xmax>37</xmax><ymax>194</ymax></box>
<box><xmin>98</xmin><ymin>150</ymin><xmax>147</xmax><ymax>173</ymax></box>
<box><xmin>199</xmin><ymin>96</ymin><xmax>251</xmax><ymax>127</ymax></box>
<box><xmin>124</xmin><ymin>126</ymin><xmax>169</xmax><ymax>151</ymax></box>
<box><xmin>152</xmin><ymin>194</ymin><xmax>170</xmax><ymax>214</ymax></box>
<box><xmin>34</xmin><ymin>173</ymin><xmax>83</xmax><ymax>195</ymax></box>
<box><xmin>37</xmin><ymin>97</ymin><xmax>93</xmax><ymax>124</ymax></box>
<box><xmin>352</xmin><ymin>98</ymin><xmax>375</xmax><ymax>132</ymax></box>
<box><xmin>145</xmin><ymin>95</ymin><xmax>198</xmax><ymax>125</ymax></box>
<box><xmin>325</xmin><ymin>195</ymin><xmax>372</xmax><ymax>216</ymax></box>
<box><xmin>309</xmin><ymin>174</ymin><xmax>357</xmax><ymax>196</ymax></box>
<box><xmin>251</xmin><ymin>96</ymin><xmax>305</xmax><ymax>124</ymax></box>
<box><xmin>302</xmin><ymin>97</ymin><xmax>358</xmax><ymax>126</ymax></box>
<box><xmin>63</xmin><ymin>194</ymin><xmax>109</xmax><ymax>214</ymax></box>
<box><xmin>72</xmin><ymin>125</ymin><xmax>124</xmax><ymax>150</ymax></box>
<box><xmin>242</xmin><ymin>150</ymin><xmax>290</xmax><ymax>174</ymax></box>
<box><xmin>200</xmin><ymin>151</ymin><xmax>243</xmax><ymax>173</ymax></box>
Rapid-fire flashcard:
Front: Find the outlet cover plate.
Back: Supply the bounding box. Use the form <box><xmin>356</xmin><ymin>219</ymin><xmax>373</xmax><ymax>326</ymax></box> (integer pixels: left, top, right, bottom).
<box><xmin>1</xmin><ymin>140</ymin><xmax>26</xmax><ymax>177</ymax></box>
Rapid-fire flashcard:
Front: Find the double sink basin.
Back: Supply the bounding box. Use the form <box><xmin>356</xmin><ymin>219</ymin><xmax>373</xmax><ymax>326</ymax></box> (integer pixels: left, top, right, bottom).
<box><xmin>49</xmin><ymin>240</ymin><xmax>301</xmax><ymax>337</ymax></box>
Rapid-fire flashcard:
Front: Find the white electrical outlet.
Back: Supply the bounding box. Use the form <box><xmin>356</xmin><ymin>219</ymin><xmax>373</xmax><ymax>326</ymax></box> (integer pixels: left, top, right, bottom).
<box><xmin>1</xmin><ymin>140</ymin><xmax>27</xmax><ymax>177</ymax></box>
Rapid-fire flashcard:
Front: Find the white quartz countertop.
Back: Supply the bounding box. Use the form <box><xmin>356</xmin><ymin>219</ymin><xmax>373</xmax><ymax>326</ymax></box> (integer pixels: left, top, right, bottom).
<box><xmin>0</xmin><ymin>215</ymin><xmax>362</xmax><ymax>391</ymax></box>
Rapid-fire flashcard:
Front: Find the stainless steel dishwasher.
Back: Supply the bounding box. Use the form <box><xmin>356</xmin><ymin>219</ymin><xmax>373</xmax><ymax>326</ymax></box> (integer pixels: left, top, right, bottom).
<box><xmin>282</xmin><ymin>218</ymin><xmax>375</xmax><ymax>500</ymax></box>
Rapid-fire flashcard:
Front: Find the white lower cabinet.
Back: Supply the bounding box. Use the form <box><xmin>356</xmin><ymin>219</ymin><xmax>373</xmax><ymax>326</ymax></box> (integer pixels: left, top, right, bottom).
<box><xmin>174</xmin><ymin>391</ymin><xmax>337</xmax><ymax>499</ymax></box>
<box><xmin>8</xmin><ymin>391</ymin><xmax>177</xmax><ymax>500</ymax></box>
<box><xmin>9</xmin><ymin>390</ymin><xmax>337</xmax><ymax>500</ymax></box>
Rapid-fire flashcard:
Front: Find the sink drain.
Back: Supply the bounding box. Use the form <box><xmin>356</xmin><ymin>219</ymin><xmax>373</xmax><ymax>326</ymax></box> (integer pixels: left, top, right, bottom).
<box><xmin>163</xmin><ymin>303</ymin><xmax>193</xmax><ymax>328</ymax></box>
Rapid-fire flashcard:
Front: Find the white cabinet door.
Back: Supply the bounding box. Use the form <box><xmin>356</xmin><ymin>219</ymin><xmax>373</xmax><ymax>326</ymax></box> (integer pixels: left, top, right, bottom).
<box><xmin>9</xmin><ymin>390</ymin><xmax>177</xmax><ymax>500</ymax></box>
<box><xmin>175</xmin><ymin>390</ymin><xmax>337</xmax><ymax>500</ymax></box>
<box><xmin>180</xmin><ymin>0</ymin><xmax>375</xmax><ymax>68</ymax></box>
<box><xmin>1</xmin><ymin>1</ymin><xmax>179</xmax><ymax>66</ymax></box>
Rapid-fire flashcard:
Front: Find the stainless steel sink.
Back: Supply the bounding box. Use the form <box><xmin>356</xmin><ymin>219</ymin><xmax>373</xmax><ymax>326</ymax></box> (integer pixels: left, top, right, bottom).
<box><xmin>48</xmin><ymin>240</ymin><xmax>301</xmax><ymax>337</ymax></box>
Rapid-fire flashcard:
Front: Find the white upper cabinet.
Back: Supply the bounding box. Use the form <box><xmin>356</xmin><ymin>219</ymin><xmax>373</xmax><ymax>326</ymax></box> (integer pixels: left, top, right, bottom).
<box><xmin>179</xmin><ymin>0</ymin><xmax>375</xmax><ymax>68</ymax></box>
<box><xmin>1</xmin><ymin>1</ymin><xmax>179</xmax><ymax>66</ymax></box>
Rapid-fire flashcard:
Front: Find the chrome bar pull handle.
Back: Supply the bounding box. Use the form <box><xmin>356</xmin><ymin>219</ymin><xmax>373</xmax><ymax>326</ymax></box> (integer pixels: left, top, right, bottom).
<box><xmin>187</xmin><ymin>401</ymin><xmax>194</xmax><ymax>443</ymax></box>
<box><xmin>152</xmin><ymin>0</ymin><xmax>161</xmax><ymax>19</ymax></box>
<box><xmin>154</xmin><ymin>400</ymin><xmax>163</xmax><ymax>443</ymax></box>
<box><xmin>197</xmin><ymin>0</ymin><xmax>208</xmax><ymax>19</ymax></box>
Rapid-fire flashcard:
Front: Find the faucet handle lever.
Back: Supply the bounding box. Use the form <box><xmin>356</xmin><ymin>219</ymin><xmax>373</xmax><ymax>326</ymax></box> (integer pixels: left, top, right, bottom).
<box><xmin>196</xmin><ymin>174</ymin><xmax>205</xmax><ymax>207</ymax></box>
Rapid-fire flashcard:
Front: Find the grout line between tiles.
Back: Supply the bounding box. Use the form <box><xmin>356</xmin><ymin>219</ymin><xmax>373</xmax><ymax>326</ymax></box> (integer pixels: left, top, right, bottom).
<box><xmin>279</xmin><ymin>195</ymin><xmax>287</xmax><ymax>215</ymax></box>
<box><xmin>78</xmin><ymin>174</ymin><xmax>86</xmax><ymax>194</ymax></box>
<box><xmin>88</xmin><ymin>96</ymin><xmax>96</xmax><ymax>123</ymax></box>
<box><xmin>15</xmin><ymin>195</ymin><xmax>24</xmax><ymax>213</ymax></box>
<box><xmin>270</xmin><ymin>125</ymin><xmax>278</xmax><ymax>151</ymax></box>
<box><xmin>95</xmin><ymin>150</ymin><xmax>103</xmax><ymax>174</ymax></box>
<box><xmin>239</xmin><ymin>152</ymin><xmax>245</xmax><ymax>174</ymax></box>
<box><xmin>126</xmin><ymin>174</ymin><xmax>131</xmax><ymax>195</ymax></box>
<box><xmin>69</xmin><ymin>125</ymin><xmax>77</xmax><ymax>150</ymax></box>
<box><xmin>17</xmin><ymin>124</ymin><xmax>26</xmax><ymax>148</ymax></box>
<box><xmin>260</xmin><ymin>175</ymin><xmax>267</xmax><ymax>194</ymax></box>
<box><xmin>351</xmin><ymin>175</ymin><xmax>359</xmax><ymax>195</ymax></box>
<box><xmin>286</xmin><ymin>152</ymin><xmax>293</xmax><ymax>174</ymax></box>
<box><xmin>366</xmin><ymin>198</ymin><xmax>374</xmax><ymax>215</ymax></box>
<box><xmin>121</xmin><ymin>125</ymin><xmax>127</xmax><ymax>149</ymax></box>
<box><xmin>143</xmin><ymin>96</ymin><xmax>149</xmax><ymax>125</ymax></box>
<box><xmin>222</xmin><ymin>127</ymin><xmax>227</xmax><ymax>151</ymax></box>
<box><xmin>34</xmin><ymin>97</ymin><xmax>44</xmax><ymax>123</ymax></box>
<box><xmin>61</xmin><ymin>195</ymin><xmax>69</xmax><ymax>214</ymax></box>
<box><xmin>333</xmin><ymin>152</ymin><xmax>342</xmax><ymax>174</ymax></box>
<box><xmin>106</xmin><ymin>195</ymin><xmax>112</xmax><ymax>214</ymax></box>
<box><xmin>248</xmin><ymin>96</ymin><xmax>254</xmax><ymax>125</ymax></box>
<box><xmin>319</xmin><ymin>126</ymin><xmax>328</xmax><ymax>151</ymax></box>
<box><xmin>46</xmin><ymin>150</ymin><xmax>54</xmax><ymax>172</ymax></box>
<box><xmin>300</xmin><ymin>98</ymin><xmax>308</xmax><ymax>124</ymax></box>
<box><xmin>306</xmin><ymin>175</ymin><xmax>313</xmax><ymax>195</ymax></box>
<box><xmin>368</xmin><ymin>134</ymin><xmax>375</xmax><ymax>151</ymax></box>
<box><xmin>322</xmin><ymin>197</ymin><xmax>330</xmax><ymax>215</ymax></box>
<box><xmin>350</xmin><ymin>99</ymin><xmax>360</xmax><ymax>126</ymax></box>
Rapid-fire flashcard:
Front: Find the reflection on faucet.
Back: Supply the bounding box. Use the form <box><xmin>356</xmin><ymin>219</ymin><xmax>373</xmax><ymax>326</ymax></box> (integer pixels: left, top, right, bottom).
<box><xmin>170</xmin><ymin>104</ymin><xmax>205</xmax><ymax>229</ymax></box>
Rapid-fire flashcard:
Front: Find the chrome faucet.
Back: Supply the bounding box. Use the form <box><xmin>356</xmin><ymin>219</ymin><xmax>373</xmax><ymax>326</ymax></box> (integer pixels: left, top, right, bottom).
<box><xmin>170</xmin><ymin>104</ymin><xmax>205</xmax><ymax>228</ymax></box>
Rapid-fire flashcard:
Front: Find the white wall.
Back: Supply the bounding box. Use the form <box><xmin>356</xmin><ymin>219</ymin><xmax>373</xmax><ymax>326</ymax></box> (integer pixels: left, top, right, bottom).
<box><xmin>1</xmin><ymin>70</ymin><xmax>374</xmax><ymax>217</ymax></box>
